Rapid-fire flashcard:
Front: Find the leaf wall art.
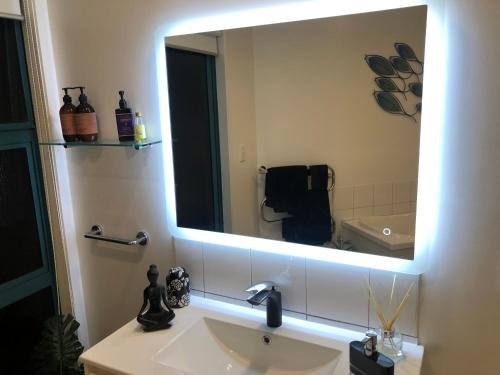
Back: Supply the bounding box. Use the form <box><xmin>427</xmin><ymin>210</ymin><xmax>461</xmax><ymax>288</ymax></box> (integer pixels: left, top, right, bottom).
<box><xmin>365</xmin><ymin>42</ymin><xmax>424</xmax><ymax>122</ymax></box>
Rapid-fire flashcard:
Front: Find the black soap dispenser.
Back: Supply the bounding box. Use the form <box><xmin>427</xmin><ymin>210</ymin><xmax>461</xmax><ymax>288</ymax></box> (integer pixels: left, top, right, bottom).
<box><xmin>115</xmin><ymin>90</ymin><xmax>135</xmax><ymax>142</ymax></box>
<box><xmin>350</xmin><ymin>332</ymin><xmax>394</xmax><ymax>375</ymax></box>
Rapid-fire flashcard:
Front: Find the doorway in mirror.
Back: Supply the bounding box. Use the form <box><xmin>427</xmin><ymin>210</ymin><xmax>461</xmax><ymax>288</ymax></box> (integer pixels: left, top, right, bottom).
<box><xmin>166</xmin><ymin>47</ymin><xmax>224</xmax><ymax>232</ymax></box>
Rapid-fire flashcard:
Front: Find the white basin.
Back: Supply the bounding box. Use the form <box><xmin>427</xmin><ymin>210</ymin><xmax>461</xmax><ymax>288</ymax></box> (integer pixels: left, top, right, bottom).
<box><xmin>80</xmin><ymin>296</ymin><xmax>423</xmax><ymax>375</ymax></box>
<box><xmin>153</xmin><ymin>317</ymin><xmax>341</xmax><ymax>374</ymax></box>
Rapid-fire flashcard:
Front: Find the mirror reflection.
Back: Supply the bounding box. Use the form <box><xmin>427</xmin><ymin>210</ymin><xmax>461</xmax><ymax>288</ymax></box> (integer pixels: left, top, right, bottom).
<box><xmin>165</xmin><ymin>6</ymin><xmax>427</xmax><ymax>260</ymax></box>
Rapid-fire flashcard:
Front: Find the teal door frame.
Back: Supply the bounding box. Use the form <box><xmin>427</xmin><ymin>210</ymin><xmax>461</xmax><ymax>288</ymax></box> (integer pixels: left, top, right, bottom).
<box><xmin>206</xmin><ymin>55</ymin><xmax>224</xmax><ymax>232</ymax></box>
<box><xmin>0</xmin><ymin>20</ymin><xmax>56</xmax><ymax>310</ymax></box>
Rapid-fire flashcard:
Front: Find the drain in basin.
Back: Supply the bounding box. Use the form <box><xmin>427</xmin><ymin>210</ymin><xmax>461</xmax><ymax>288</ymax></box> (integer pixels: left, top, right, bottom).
<box><xmin>262</xmin><ymin>335</ymin><xmax>272</xmax><ymax>345</ymax></box>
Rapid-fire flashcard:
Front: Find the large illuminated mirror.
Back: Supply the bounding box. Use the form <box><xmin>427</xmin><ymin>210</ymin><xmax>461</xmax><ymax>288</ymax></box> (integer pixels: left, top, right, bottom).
<box><xmin>165</xmin><ymin>5</ymin><xmax>427</xmax><ymax>260</ymax></box>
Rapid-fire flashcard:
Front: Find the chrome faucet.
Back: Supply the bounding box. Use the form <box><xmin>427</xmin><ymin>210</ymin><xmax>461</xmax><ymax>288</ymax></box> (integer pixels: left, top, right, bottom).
<box><xmin>245</xmin><ymin>281</ymin><xmax>282</xmax><ymax>328</ymax></box>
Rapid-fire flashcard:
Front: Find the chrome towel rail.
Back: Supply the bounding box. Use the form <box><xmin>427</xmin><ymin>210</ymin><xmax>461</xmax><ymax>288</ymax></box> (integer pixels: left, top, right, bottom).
<box><xmin>84</xmin><ymin>224</ymin><xmax>148</xmax><ymax>246</ymax></box>
<box><xmin>258</xmin><ymin>165</ymin><xmax>335</xmax><ymax>223</ymax></box>
<box><xmin>258</xmin><ymin>165</ymin><xmax>335</xmax><ymax>191</ymax></box>
<box><xmin>260</xmin><ymin>198</ymin><xmax>290</xmax><ymax>223</ymax></box>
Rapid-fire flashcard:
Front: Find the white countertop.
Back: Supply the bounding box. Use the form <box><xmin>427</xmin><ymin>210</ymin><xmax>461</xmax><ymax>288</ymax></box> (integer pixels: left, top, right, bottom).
<box><xmin>81</xmin><ymin>296</ymin><xmax>423</xmax><ymax>375</ymax></box>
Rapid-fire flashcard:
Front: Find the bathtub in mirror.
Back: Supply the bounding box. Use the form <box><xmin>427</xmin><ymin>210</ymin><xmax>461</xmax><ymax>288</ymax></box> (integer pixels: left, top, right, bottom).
<box><xmin>165</xmin><ymin>5</ymin><xmax>427</xmax><ymax>260</ymax></box>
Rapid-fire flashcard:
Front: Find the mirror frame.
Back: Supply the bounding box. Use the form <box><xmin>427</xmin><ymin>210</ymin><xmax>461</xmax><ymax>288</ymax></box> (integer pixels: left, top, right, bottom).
<box><xmin>156</xmin><ymin>0</ymin><xmax>445</xmax><ymax>275</ymax></box>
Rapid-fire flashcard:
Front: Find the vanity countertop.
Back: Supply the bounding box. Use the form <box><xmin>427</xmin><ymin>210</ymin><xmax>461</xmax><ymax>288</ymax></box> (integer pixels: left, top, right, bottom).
<box><xmin>80</xmin><ymin>296</ymin><xmax>423</xmax><ymax>375</ymax></box>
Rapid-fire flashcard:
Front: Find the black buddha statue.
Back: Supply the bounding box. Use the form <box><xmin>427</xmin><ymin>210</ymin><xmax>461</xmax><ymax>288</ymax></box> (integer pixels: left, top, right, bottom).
<box><xmin>137</xmin><ymin>264</ymin><xmax>175</xmax><ymax>332</ymax></box>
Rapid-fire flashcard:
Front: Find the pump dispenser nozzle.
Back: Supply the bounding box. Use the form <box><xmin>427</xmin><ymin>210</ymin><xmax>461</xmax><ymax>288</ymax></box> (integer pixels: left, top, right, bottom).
<box><xmin>118</xmin><ymin>90</ymin><xmax>127</xmax><ymax>109</ymax></box>
<box><xmin>78</xmin><ymin>86</ymin><xmax>87</xmax><ymax>103</ymax></box>
<box><xmin>62</xmin><ymin>87</ymin><xmax>72</xmax><ymax>104</ymax></box>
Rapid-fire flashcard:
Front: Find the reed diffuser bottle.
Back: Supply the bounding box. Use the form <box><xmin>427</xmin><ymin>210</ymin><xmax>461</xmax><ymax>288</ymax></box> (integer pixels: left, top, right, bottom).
<box><xmin>366</xmin><ymin>275</ymin><xmax>415</xmax><ymax>363</ymax></box>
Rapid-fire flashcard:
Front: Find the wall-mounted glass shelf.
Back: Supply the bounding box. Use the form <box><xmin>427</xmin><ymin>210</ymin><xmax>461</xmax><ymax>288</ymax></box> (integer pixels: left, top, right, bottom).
<box><xmin>39</xmin><ymin>138</ymin><xmax>162</xmax><ymax>150</ymax></box>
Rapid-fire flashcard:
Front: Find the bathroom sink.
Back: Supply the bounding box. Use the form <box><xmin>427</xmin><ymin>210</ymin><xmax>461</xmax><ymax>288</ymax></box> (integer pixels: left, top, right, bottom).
<box><xmin>153</xmin><ymin>317</ymin><xmax>341</xmax><ymax>374</ymax></box>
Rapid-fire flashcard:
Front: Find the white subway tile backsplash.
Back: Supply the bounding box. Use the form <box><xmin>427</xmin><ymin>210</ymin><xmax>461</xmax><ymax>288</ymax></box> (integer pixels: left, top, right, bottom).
<box><xmin>306</xmin><ymin>259</ymin><xmax>369</xmax><ymax>327</ymax></box>
<box><xmin>374</xmin><ymin>182</ymin><xmax>393</xmax><ymax>206</ymax></box>
<box><xmin>253</xmin><ymin>304</ymin><xmax>307</xmax><ymax>320</ymax></box>
<box><xmin>173</xmin><ymin>238</ymin><xmax>204</xmax><ymax>291</ymax></box>
<box><xmin>283</xmin><ymin>310</ymin><xmax>307</xmax><ymax>320</ymax></box>
<box><xmin>203</xmin><ymin>243</ymin><xmax>251</xmax><ymax>299</ymax></box>
<box><xmin>373</xmin><ymin>204</ymin><xmax>392</xmax><ymax>216</ymax></box>
<box><xmin>354</xmin><ymin>206</ymin><xmax>373</xmax><ymax>218</ymax></box>
<box><xmin>393</xmin><ymin>181</ymin><xmax>411</xmax><ymax>203</ymax></box>
<box><xmin>306</xmin><ymin>315</ymin><xmax>368</xmax><ymax>334</ymax></box>
<box><xmin>204</xmin><ymin>292</ymin><xmax>248</xmax><ymax>307</ymax></box>
<box><xmin>251</xmin><ymin>251</ymin><xmax>306</xmax><ymax>313</ymax></box>
<box><xmin>368</xmin><ymin>270</ymin><xmax>419</xmax><ymax>337</ymax></box>
<box><xmin>354</xmin><ymin>185</ymin><xmax>374</xmax><ymax>208</ymax></box>
<box><xmin>191</xmin><ymin>290</ymin><xmax>204</xmax><ymax>297</ymax></box>
<box><xmin>334</xmin><ymin>186</ymin><xmax>354</xmax><ymax>210</ymax></box>
<box><xmin>393</xmin><ymin>202</ymin><xmax>411</xmax><ymax>214</ymax></box>
<box><xmin>173</xmin><ymin>235</ymin><xmax>419</xmax><ymax>339</ymax></box>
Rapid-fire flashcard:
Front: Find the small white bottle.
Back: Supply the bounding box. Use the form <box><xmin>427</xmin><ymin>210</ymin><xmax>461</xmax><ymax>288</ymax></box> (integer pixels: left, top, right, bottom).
<box><xmin>134</xmin><ymin>111</ymin><xmax>147</xmax><ymax>143</ymax></box>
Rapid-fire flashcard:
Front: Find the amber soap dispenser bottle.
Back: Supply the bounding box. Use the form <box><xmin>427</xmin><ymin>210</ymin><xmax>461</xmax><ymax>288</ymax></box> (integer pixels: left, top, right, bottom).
<box><xmin>75</xmin><ymin>87</ymin><xmax>98</xmax><ymax>142</ymax></box>
<box><xmin>59</xmin><ymin>87</ymin><xmax>78</xmax><ymax>142</ymax></box>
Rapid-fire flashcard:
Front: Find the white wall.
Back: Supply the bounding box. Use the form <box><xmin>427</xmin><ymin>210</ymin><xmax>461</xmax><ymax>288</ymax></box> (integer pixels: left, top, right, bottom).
<box><xmin>43</xmin><ymin>0</ymin><xmax>301</xmax><ymax>347</ymax></box>
<box><xmin>219</xmin><ymin>29</ymin><xmax>259</xmax><ymax>237</ymax></box>
<box><xmin>41</xmin><ymin>1</ymin><xmax>500</xmax><ymax>373</ymax></box>
<box><xmin>219</xmin><ymin>8</ymin><xmax>425</xmax><ymax>236</ymax></box>
<box><xmin>44</xmin><ymin>0</ymin><xmax>179</xmax><ymax>344</ymax></box>
<box><xmin>419</xmin><ymin>0</ymin><xmax>500</xmax><ymax>373</ymax></box>
<box><xmin>253</xmin><ymin>8</ymin><xmax>424</xmax><ymax>186</ymax></box>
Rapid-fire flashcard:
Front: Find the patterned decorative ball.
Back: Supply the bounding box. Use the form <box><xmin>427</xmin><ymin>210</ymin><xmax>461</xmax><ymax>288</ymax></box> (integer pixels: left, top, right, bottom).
<box><xmin>166</xmin><ymin>266</ymin><xmax>190</xmax><ymax>308</ymax></box>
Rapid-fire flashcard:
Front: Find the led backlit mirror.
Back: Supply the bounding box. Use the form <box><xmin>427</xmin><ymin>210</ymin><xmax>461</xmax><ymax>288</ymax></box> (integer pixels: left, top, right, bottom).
<box><xmin>165</xmin><ymin>6</ymin><xmax>427</xmax><ymax>260</ymax></box>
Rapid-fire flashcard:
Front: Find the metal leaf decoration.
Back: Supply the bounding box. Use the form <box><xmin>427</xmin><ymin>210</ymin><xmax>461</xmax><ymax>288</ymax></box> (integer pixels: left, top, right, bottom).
<box><xmin>373</xmin><ymin>91</ymin><xmax>405</xmax><ymax>114</ymax></box>
<box><xmin>365</xmin><ymin>42</ymin><xmax>423</xmax><ymax>123</ymax></box>
<box><xmin>375</xmin><ymin>77</ymin><xmax>407</xmax><ymax>99</ymax></box>
<box><xmin>375</xmin><ymin>77</ymin><xmax>398</xmax><ymax>91</ymax></box>
<box><xmin>394</xmin><ymin>42</ymin><xmax>418</xmax><ymax>61</ymax></box>
<box><xmin>390</xmin><ymin>56</ymin><xmax>413</xmax><ymax>74</ymax></box>
<box><xmin>365</xmin><ymin>55</ymin><xmax>396</xmax><ymax>77</ymax></box>
<box><xmin>409</xmin><ymin>82</ymin><xmax>423</xmax><ymax>97</ymax></box>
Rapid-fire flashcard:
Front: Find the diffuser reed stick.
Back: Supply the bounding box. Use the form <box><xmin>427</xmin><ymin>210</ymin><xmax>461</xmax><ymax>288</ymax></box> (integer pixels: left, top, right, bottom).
<box><xmin>365</xmin><ymin>276</ymin><xmax>415</xmax><ymax>332</ymax></box>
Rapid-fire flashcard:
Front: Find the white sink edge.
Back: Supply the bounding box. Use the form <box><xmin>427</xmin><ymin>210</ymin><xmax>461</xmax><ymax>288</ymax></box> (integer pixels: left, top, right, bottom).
<box><xmin>80</xmin><ymin>295</ymin><xmax>423</xmax><ymax>375</ymax></box>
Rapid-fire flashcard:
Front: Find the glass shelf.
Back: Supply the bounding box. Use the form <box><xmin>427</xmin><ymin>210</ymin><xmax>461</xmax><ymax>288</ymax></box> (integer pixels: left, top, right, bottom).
<box><xmin>39</xmin><ymin>138</ymin><xmax>162</xmax><ymax>150</ymax></box>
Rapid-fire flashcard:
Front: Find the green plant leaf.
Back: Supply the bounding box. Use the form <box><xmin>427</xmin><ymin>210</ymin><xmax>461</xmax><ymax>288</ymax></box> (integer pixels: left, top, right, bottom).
<box><xmin>30</xmin><ymin>314</ymin><xmax>84</xmax><ymax>375</ymax></box>
<box><xmin>394</xmin><ymin>42</ymin><xmax>418</xmax><ymax>61</ymax></box>
<box><xmin>375</xmin><ymin>77</ymin><xmax>399</xmax><ymax>91</ymax></box>
<box><xmin>409</xmin><ymin>82</ymin><xmax>423</xmax><ymax>97</ymax></box>
<box><xmin>373</xmin><ymin>91</ymin><xmax>405</xmax><ymax>114</ymax></box>
<box><xmin>365</xmin><ymin>55</ymin><xmax>396</xmax><ymax>77</ymax></box>
<box><xmin>390</xmin><ymin>56</ymin><xmax>413</xmax><ymax>73</ymax></box>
